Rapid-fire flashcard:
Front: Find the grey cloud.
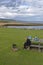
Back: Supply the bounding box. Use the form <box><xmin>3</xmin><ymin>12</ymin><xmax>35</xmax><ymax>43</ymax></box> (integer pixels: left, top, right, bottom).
<box><xmin>0</xmin><ymin>0</ymin><xmax>43</xmax><ymax>21</ymax></box>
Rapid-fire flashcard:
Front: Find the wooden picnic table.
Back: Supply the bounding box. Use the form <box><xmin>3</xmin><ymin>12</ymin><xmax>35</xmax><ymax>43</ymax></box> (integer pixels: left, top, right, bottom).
<box><xmin>30</xmin><ymin>44</ymin><xmax>43</xmax><ymax>52</ymax></box>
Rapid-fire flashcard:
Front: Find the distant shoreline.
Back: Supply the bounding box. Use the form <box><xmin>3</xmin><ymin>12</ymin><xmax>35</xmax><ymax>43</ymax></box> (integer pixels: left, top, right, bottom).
<box><xmin>0</xmin><ymin>22</ymin><xmax>43</xmax><ymax>26</ymax></box>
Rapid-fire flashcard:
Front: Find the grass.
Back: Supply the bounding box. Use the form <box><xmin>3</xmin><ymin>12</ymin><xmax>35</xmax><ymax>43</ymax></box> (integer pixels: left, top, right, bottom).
<box><xmin>0</xmin><ymin>28</ymin><xmax>43</xmax><ymax>65</ymax></box>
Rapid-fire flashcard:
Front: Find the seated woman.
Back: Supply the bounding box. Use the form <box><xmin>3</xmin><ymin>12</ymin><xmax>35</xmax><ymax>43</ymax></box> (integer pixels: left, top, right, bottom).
<box><xmin>24</xmin><ymin>38</ymin><xmax>31</xmax><ymax>49</ymax></box>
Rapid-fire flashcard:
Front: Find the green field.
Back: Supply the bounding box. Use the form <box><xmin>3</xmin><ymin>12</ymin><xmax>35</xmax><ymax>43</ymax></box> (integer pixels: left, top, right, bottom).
<box><xmin>0</xmin><ymin>28</ymin><xmax>43</xmax><ymax>65</ymax></box>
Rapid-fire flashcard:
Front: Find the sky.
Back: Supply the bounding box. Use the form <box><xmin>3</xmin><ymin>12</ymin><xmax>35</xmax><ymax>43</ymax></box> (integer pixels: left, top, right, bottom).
<box><xmin>0</xmin><ymin>0</ymin><xmax>43</xmax><ymax>23</ymax></box>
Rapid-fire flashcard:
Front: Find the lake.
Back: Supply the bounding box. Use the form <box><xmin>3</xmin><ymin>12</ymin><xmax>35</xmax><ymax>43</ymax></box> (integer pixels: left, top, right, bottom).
<box><xmin>7</xmin><ymin>26</ymin><xmax>43</xmax><ymax>29</ymax></box>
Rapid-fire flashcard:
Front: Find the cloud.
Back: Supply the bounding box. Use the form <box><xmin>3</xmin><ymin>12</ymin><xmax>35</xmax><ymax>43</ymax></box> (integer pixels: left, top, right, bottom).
<box><xmin>0</xmin><ymin>6</ymin><xmax>18</xmax><ymax>19</ymax></box>
<box><xmin>17</xmin><ymin>5</ymin><xmax>43</xmax><ymax>16</ymax></box>
<box><xmin>0</xmin><ymin>0</ymin><xmax>43</xmax><ymax>21</ymax></box>
<box><xmin>25</xmin><ymin>0</ymin><xmax>32</xmax><ymax>2</ymax></box>
<box><xmin>0</xmin><ymin>5</ymin><xmax>35</xmax><ymax>19</ymax></box>
<box><xmin>0</xmin><ymin>0</ymin><xmax>10</xmax><ymax>3</ymax></box>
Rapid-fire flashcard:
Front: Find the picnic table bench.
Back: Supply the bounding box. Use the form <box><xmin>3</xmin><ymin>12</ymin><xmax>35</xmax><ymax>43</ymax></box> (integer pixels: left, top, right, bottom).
<box><xmin>30</xmin><ymin>43</ymin><xmax>43</xmax><ymax>52</ymax></box>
